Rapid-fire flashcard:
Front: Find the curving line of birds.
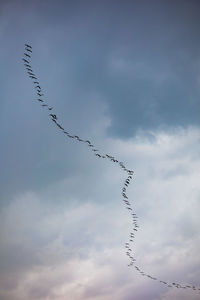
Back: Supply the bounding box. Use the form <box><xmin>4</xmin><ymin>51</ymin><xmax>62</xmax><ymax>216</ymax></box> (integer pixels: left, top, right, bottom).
<box><xmin>22</xmin><ymin>43</ymin><xmax>200</xmax><ymax>293</ymax></box>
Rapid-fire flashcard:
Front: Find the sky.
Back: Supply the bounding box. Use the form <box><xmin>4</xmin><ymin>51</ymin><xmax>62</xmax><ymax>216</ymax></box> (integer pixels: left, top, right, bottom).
<box><xmin>0</xmin><ymin>0</ymin><xmax>200</xmax><ymax>299</ymax></box>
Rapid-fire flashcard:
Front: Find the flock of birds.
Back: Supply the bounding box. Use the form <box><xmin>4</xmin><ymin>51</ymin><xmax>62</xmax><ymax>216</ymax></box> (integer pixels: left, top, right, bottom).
<box><xmin>22</xmin><ymin>44</ymin><xmax>199</xmax><ymax>293</ymax></box>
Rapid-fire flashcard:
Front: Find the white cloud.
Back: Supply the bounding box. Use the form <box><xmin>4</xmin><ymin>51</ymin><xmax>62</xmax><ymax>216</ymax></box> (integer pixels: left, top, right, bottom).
<box><xmin>0</xmin><ymin>126</ymin><xmax>199</xmax><ymax>299</ymax></box>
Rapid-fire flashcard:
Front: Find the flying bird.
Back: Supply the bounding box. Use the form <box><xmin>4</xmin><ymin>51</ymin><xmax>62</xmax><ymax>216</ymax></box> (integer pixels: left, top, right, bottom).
<box><xmin>57</xmin><ymin>124</ymin><xmax>64</xmax><ymax>130</ymax></box>
<box><xmin>25</xmin><ymin>48</ymin><xmax>32</xmax><ymax>53</ymax></box>
<box><xmin>25</xmin><ymin>43</ymin><xmax>32</xmax><ymax>48</ymax></box>
<box><xmin>22</xmin><ymin>58</ymin><xmax>29</xmax><ymax>63</ymax></box>
<box><xmin>50</xmin><ymin>114</ymin><xmax>57</xmax><ymax>120</ymax></box>
<box><xmin>24</xmin><ymin>53</ymin><xmax>31</xmax><ymax>58</ymax></box>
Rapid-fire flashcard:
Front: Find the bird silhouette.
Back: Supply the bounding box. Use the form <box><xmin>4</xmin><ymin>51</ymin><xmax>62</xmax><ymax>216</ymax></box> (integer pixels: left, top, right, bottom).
<box><xmin>56</xmin><ymin>123</ymin><xmax>64</xmax><ymax>130</ymax></box>
<box><xmin>24</xmin><ymin>53</ymin><xmax>31</xmax><ymax>58</ymax></box>
<box><xmin>50</xmin><ymin>114</ymin><xmax>57</xmax><ymax>120</ymax></box>
<box><xmin>25</xmin><ymin>48</ymin><xmax>32</xmax><ymax>53</ymax></box>
<box><xmin>25</xmin><ymin>43</ymin><xmax>32</xmax><ymax>48</ymax></box>
<box><xmin>22</xmin><ymin>58</ymin><xmax>29</xmax><ymax>63</ymax></box>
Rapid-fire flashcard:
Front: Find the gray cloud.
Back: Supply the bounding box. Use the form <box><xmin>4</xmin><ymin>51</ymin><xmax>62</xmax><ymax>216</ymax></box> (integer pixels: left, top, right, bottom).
<box><xmin>1</xmin><ymin>1</ymin><xmax>200</xmax><ymax>299</ymax></box>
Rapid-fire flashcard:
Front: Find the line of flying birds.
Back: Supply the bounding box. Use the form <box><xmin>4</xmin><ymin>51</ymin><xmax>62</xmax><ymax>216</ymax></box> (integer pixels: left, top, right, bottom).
<box><xmin>22</xmin><ymin>43</ymin><xmax>200</xmax><ymax>293</ymax></box>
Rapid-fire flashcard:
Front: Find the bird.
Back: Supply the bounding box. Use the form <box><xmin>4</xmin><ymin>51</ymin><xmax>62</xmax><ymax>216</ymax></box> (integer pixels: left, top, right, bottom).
<box><xmin>22</xmin><ymin>58</ymin><xmax>29</xmax><ymax>63</ymax></box>
<box><xmin>30</xmin><ymin>76</ymin><xmax>37</xmax><ymax>79</ymax></box>
<box><xmin>56</xmin><ymin>123</ymin><xmax>64</xmax><ymax>130</ymax></box>
<box><xmin>33</xmin><ymin>81</ymin><xmax>39</xmax><ymax>84</ymax></box>
<box><xmin>24</xmin><ymin>53</ymin><xmax>31</xmax><ymax>58</ymax></box>
<box><xmin>122</xmin><ymin>193</ymin><xmax>128</xmax><ymax>198</ymax></box>
<box><xmin>37</xmin><ymin>99</ymin><xmax>44</xmax><ymax>102</ymax></box>
<box><xmin>25</xmin><ymin>48</ymin><xmax>32</xmax><ymax>53</ymax></box>
<box><xmin>50</xmin><ymin>114</ymin><xmax>57</xmax><ymax>120</ymax></box>
<box><xmin>85</xmin><ymin>140</ymin><xmax>91</xmax><ymax>144</ymax></box>
<box><xmin>77</xmin><ymin>137</ymin><xmax>83</xmax><ymax>142</ymax></box>
<box><xmin>74</xmin><ymin>136</ymin><xmax>83</xmax><ymax>141</ymax></box>
<box><xmin>48</xmin><ymin>107</ymin><xmax>53</xmax><ymax>110</ymax></box>
<box><xmin>37</xmin><ymin>93</ymin><xmax>44</xmax><ymax>97</ymax></box>
<box><xmin>124</xmin><ymin>201</ymin><xmax>131</xmax><ymax>206</ymax></box>
<box><xmin>25</xmin><ymin>43</ymin><xmax>32</xmax><ymax>48</ymax></box>
<box><xmin>42</xmin><ymin>104</ymin><xmax>47</xmax><ymax>107</ymax></box>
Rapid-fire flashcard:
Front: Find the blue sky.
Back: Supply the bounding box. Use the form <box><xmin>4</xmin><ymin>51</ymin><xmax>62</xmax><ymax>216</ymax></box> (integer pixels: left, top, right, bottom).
<box><xmin>0</xmin><ymin>1</ymin><xmax>200</xmax><ymax>299</ymax></box>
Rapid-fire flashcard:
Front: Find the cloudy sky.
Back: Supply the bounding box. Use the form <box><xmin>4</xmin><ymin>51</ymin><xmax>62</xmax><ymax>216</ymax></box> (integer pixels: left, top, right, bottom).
<box><xmin>0</xmin><ymin>0</ymin><xmax>200</xmax><ymax>299</ymax></box>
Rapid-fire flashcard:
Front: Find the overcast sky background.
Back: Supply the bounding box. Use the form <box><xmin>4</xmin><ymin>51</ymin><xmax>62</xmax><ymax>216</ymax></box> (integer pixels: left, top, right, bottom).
<box><xmin>0</xmin><ymin>0</ymin><xmax>200</xmax><ymax>299</ymax></box>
